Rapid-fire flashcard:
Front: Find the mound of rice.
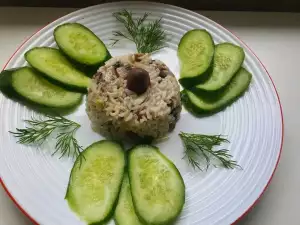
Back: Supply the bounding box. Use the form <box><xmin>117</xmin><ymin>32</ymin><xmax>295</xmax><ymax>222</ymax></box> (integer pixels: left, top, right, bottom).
<box><xmin>86</xmin><ymin>53</ymin><xmax>181</xmax><ymax>140</ymax></box>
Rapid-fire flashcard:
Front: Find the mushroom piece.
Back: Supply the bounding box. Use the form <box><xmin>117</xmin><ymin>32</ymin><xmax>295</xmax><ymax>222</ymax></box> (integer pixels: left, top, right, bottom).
<box><xmin>159</xmin><ymin>69</ymin><xmax>169</xmax><ymax>78</ymax></box>
<box><xmin>126</xmin><ymin>68</ymin><xmax>150</xmax><ymax>95</ymax></box>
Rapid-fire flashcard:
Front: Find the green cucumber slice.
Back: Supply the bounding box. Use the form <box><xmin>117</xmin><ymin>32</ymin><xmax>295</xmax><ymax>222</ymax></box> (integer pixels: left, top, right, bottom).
<box><xmin>25</xmin><ymin>47</ymin><xmax>90</xmax><ymax>89</ymax></box>
<box><xmin>66</xmin><ymin>140</ymin><xmax>126</xmax><ymax>224</ymax></box>
<box><xmin>1</xmin><ymin>67</ymin><xmax>82</xmax><ymax>108</ymax></box>
<box><xmin>184</xmin><ymin>67</ymin><xmax>252</xmax><ymax>113</ymax></box>
<box><xmin>114</xmin><ymin>173</ymin><xmax>143</xmax><ymax>225</ymax></box>
<box><xmin>195</xmin><ymin>43</ymin><xmax>245</xmax><ymax>91</ymax></box>
<box><xmin>54</xmin><ymin>23</ymin><xmax>111</xmax><ymax>66</ymax></box>
<box><xmin>178</xmin><ymin>29</ymin><xmax>214</xmax><ymax>87</ymax></box>
<box><xmin>129</xmin><ymin>145</ymin><xmax>185</xmax><ymax>225</ymax></box>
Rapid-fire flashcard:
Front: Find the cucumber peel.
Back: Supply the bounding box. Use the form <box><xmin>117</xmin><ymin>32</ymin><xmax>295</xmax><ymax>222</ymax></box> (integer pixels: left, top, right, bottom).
<box><xmin>66</xmin><ymin>140</ymin><xmax>126</xmax><ymax>224</ymax></box>
<box><xmin>0</xmin><ymin>67</ymin><xmax>82</xmax><ymax>108</ymax></box>
<box><xmin>183</xmin><ymin>67</ymin><xmax>252</xmax><ymax>114</ymax></box>
<box><xmin>128</xmin><ymin>145</ymin><xmax>185</xmax><ymax>225</ymax></box>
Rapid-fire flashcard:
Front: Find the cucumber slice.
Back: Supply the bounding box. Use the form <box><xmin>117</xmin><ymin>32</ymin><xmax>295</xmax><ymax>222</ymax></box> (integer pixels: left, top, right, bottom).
<box><xmin>1</xmin><ymin>67</ymin><xmax>82</xmax><ymax>108</ymax></box>
<box><xmin>25</xmin><ymin>47</ymin><xmax>90</xmax><ymax>89</ymax></box>
<box><xmin>66</xmin><ymin>141</ymin><xmax>126</xmax><ymax>224</ymax></box>
<box><xmin>114</xmin><ymin>173</ymin><xmax>143</xmax><ymax>225</ymax></box>
<box><xmin>178</xmin><ymin>29</ymin><xmax>214</xmax><ymax>87</ymax></box>
<box><xmin>54</xmin><ymin>23</ymin><xmax>111</xmax><ymax>66</ymax></box>
<box><xmin>195</xmin><ymin>43</ymin><xmax>245</xmax><ymax>91</ymax></box>
<box><xmin>0</xmin><ymin>69</ymin><xmax>16</xmax><ymax>97</ymax></box>
<box><xmin>129</xmin><ymin>145</ymin><xmax>185</xmax><ymax>225</ymax></box>
<box><xmin>184</xmin><ymin>67</ymin><xmax>252</xmax><ymax>113</ymax></box>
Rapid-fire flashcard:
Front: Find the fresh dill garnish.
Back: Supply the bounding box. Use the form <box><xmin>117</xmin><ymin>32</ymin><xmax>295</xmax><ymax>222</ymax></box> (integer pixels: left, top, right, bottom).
<box><xmin>10</xmin><ymin>115</ymin><xmax>85</xmax><ymax>165</ymax></box>
<box><xmin>111</xmin><ymin>9</ymin><xmax>167</xmax><ymax>53</ymax></box>
<box><xmin>179</xmin><ymin>132</ymin><xmax>240</xmax><ymax>170</ymax></box>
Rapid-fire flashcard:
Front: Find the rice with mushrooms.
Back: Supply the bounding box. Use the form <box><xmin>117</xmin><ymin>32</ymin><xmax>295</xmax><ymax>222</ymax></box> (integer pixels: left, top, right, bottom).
<box><xmin>86</xmin><ymin>53</ymin><xmax>181</xmax><ymax>140</ymax></box>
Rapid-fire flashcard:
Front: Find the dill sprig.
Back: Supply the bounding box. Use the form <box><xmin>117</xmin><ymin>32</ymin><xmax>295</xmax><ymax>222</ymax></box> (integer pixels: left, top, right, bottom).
<box><xmin>111</xmin><ymin>9</ymin><xmax>167</xmax><ymax>53</ymax></box>
<box><xmin>179</xmin><ymin>132</ymin><xmax>240</xmax><ymax>170</ymax></box>
<box><xmin>10</xmin><ymin>115</ymin><xmax>85</xmax><ymax>165</ymax></box>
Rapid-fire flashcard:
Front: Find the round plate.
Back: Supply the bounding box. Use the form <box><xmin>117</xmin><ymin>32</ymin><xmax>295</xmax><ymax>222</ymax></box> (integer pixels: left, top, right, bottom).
<box><xmin>0</xmin><ymin>2</ymin><xmax>283</xmax><ymax>225</ymax></box>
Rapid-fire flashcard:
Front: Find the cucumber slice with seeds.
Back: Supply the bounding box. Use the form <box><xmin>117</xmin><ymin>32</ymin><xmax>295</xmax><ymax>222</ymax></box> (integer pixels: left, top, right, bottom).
<box><xmin>184</xmin><ymin>67</ymin><xmax>252</xmax><ymax>113</ymax></box>
<box><xmin>25</xmin><ymin>47</ymin><xmax>90</xmax><ymax>89</ymax></box>
<box><xmin>0</xmin><ymin>67</ymin><xmax>82</xmax><ymax>108</ymax></box>
<box><xmin>129</xmin><ymin>145</ymin><xmax>185</xmax><ymax>225</ymax></box>
<box><xmin>178</xmin><ymin>29</ymin><xmax>214</xmax><ymax>87</ymax></box>
<box><xmin>66</xmin><ymin>141</ymin><xmax>125</xmax><ymax>224</ymax></box>
<box><xmin>54</xmin><ymin>23</ymin><xmax>111</xmax><ymax>66</ymax></box>
<box><xmin>114</xmin><ymin>173</ymin><xmax>143</xmax><ymax>225</ymax></box>
<box><xmin>195</xmin><ymin>43</ymin><xmax>245</xmax><ymax>91</ymax></box>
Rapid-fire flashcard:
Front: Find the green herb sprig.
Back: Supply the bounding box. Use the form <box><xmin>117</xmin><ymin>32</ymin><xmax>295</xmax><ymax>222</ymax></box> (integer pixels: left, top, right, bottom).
<box><xmin>179</xmin><ymin>132</ymin><xmax>240</xmax><ymax>170</ymax></box>
<box><xmin>111</xmin><ymin>10</ymin><xmax>167</xmax><ymax>53</ymax></box>
<box><xmin>10</xmin><ymin>115</ymin><xmax>85</xmax><ymax>165</ymax></box>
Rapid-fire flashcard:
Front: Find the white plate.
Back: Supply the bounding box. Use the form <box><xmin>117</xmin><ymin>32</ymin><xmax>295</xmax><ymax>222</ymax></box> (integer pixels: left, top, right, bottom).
<box><xmin>0</xmin><ymin>2</ymin><xmax>283</xmax><ymax>225</ymax></box>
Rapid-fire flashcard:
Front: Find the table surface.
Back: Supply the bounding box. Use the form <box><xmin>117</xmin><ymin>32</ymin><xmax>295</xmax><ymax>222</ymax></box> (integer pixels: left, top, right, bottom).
<box><xmin>0</xmin><ymin>7</ymin><xmax>299</xmax><ymax>225</ymax></box>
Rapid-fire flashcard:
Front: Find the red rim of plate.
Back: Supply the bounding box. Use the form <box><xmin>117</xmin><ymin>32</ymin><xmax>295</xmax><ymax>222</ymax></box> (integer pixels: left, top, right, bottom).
<box><xmin>0</xmin><ymin>9</ymin><xmax>284</xmax><ymax>225</ymax></box>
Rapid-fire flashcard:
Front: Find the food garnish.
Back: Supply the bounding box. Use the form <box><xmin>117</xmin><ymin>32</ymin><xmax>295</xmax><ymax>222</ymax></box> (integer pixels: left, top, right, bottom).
<box><xmin>54</xmin><ymin>23</ymin><xmax>112</xmax><ymax>66</ymax></box>
<box><xmin>25</xmin><ymin>47</ymin><xmax>90</xmax><ymax>90</ymax></box>
<box><xmin>179</xmin><ymin>132</ymin><xmax>240</xmax><ymax>170</ymax></box>
<box><xmin>0</xmin><ymin>67</ymin><xmax>83</xmax><ymax>108</ymax></box>
<box><xmin>126</xmin><ymin>67</ymin><xmax>150</xmax><ymax>94</ymax></box>
<box><xmin>66</xmin><ymin>140</ymin><xmax>125</xmax><ymax>224</ymax></box>
<box><xmin>111</xmin><ymin>10</ymin><xmax>167</xmax><ymax>53</ymax></box>
<box><xmin>194</xmin><ymin>43</ymin><xmax>245</xmax><ymax>91</ymax></box>
<box><xmin>178</xmin><ymin>29</ymin><xmax>215</xmax><ymax>88</ymax></box>
<box><xmin>114</xmin><ymin>173</ymin><xmax>143</xmax><ymax>225</ymax></box>
<box><xmin>181</xmin><ymin>68</ymin><xmax>252</xmax><ymax>114</ymax></box>
<box><xmin>10</xmin><ymin>115</ymin><xmax>84</xmax><ymax>165</ymax></box>
<box><xmin>128</xmin><ymin>145</ymin><xmax>185</xmax><ymax>224</ymax></box>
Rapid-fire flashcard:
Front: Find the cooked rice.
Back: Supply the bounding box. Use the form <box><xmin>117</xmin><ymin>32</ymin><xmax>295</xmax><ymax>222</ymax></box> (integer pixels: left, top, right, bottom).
<box><xmin>86</xmin><ymin>53</ymin><xmax>181</xmax><ymax>140</ymax></box>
